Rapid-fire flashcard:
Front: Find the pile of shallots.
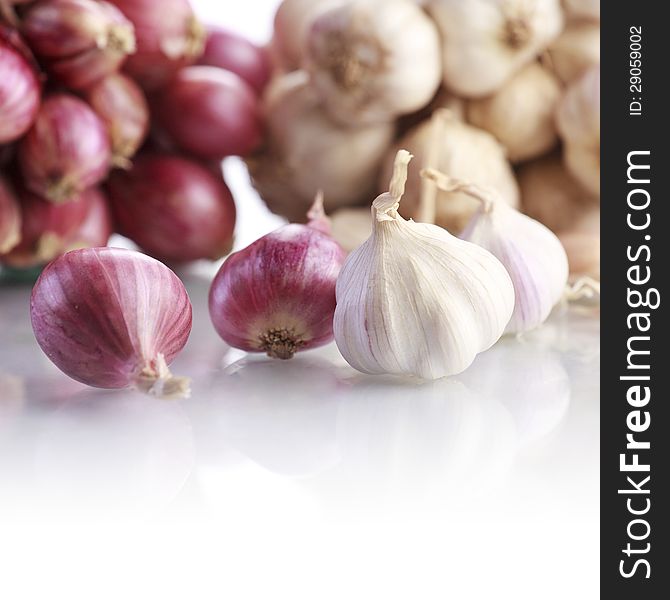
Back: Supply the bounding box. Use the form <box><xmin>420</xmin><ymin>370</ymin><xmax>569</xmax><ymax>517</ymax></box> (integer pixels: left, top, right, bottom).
<box><xmin>1</xmin><ymin>0</ymin><xmax>271</xmax><ymax>270</ymax></box>
<box><xmin>256</xmin><ymin>0</ymin><xmax>600</xmax><ymax>281</ymax></box>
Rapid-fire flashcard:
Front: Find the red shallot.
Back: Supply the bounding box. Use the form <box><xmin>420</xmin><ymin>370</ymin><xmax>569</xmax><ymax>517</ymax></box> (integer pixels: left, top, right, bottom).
<box><xmin>107</xmin><ymin>0</ymin><xmax>205</xmax><ymax>89</ymax></box>
<box><xmin>23</xmin><ymin>0</ymin><xmax>136</xmax><ymax>90</ymax></box>
<box><xmin>199</xmin><ymin>26</ymin><xmax>271</xmax><ymax>95</ymax></box>
<box><xmin>30</xmin><ymin>247</ymin><xmax>192</xmax><ymax>398</ymax></box>
<box><xmin>0</xmin><ymin>25</ymin><xmax>40</xmax><ymax>144</ymax></box>
<box><xmin>18</xmin><ymin>93</ymin><xmax>112</xmax><ymax>203</ymax></box>
<box><xmin>152</xmin><ymin>66</ymin><xmax>262</xmax><ymax>159</ymax></box>
<box><xmin>1</xmin><ymin>185</ymin><xmax>104</xmax><ymax>268</ymax></box>
<box><xmin>209</xmin><ymin>196</ymin><xmax>345</xmax><ymax>360</ymax></box>
<box><xmin>0</xmin><ymin>175</ymin><xmax>21</xmax><ymax>254</ymax></box>
<box><xmin>107</xmin><ymin>153</ymin><xmax>236</xmax><ymax>262</ymax></box>
<box><xmin>86</xmin><ymin>73</ymin><xmax>149</xmax><ymax>168</ymax></box>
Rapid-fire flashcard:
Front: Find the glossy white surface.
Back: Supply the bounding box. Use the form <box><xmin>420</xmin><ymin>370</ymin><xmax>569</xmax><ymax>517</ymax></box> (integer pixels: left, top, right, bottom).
<box><xmin>0</xmin><ymin>2</ymin><xmax>599</xmax><ymax>598</ymax></box>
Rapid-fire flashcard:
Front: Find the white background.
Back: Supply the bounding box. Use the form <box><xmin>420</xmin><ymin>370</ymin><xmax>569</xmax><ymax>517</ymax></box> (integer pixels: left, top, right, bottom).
<box><xmin>0</xmin><ymin>2</ymin><xmax>600</xmax><ymax>599</ymax></box>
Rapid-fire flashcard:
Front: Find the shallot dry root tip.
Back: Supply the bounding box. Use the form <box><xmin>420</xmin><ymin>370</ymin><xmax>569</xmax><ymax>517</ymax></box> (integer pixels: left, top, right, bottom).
<box><xmin>134</xmin><ymin>354</ymin><xmax>191</xmax><ymax>400</ymax></box>
<box><xmin>259</xmin><ymin>328</ymin><xmax>303</xmax><ymax>360</ymax></box>
<box><xmin>306</xmin><ymin>190</ymin><xmax>332</xmax><ymax>234</ymax></box>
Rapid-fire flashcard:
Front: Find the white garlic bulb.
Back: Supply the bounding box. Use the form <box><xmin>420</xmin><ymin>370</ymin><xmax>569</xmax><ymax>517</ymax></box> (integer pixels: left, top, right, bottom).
<box><xmin>556</xmin><ymin>65</ymin><xmax>600</xmax><ymax>196</ymax></box>
<box><xmin>466</xmin><ymin>63</ymin><xmax>561</xmax><ymax>163</ymax></box>
<box><xmin>329</xmin><ymin>206</ymin><xmax>372</xmax><ymax>252</ymax></box>
<box><xmin>427</xmin><ymin>0</ymin><xmax>564</xmax><ymax>98</ymax></box>
<box><xmin>378</xmin><ymin>111</ymin><xmax>519</xmax><ymax>234</ymax></box>
<box><xmin>518</xmin><ymin>152</ymin><xmax>599</xmax><ymax>235</ymax></box>
<box><xmin>423</xmin><ymin>169</ymin><xmax>568</xmax><ymax>334</ymax></box>
<box><xmin>247</xmin><ymin>71</ymin><xmax>395</xmax><ymax>221</ymax></box>
<box><xmin>563</xmin><ymin>0</ymin><xmax>600</xmax><ymax>22</ymax></box>
<box><xmin>334</xmin><ymin>150</ymin><xmax>515</xmax><ymax>380</ymax></box>
<box><xmin>547</xmin><ymin>20</ymin><xmax>600</xmax><ymax>84</ymax></box>
<box><xmin>303</xmin><ymin>0</ymin><xmax>442</xmax><ymax>125</ymax></box>
<box><xmin>270</xmin><ymin>0</ymin><xmax>346</xmax><ymax>71</ymax></box>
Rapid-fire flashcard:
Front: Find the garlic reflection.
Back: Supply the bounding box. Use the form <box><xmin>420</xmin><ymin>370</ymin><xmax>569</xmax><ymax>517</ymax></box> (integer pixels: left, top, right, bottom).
<box><xmin>459</xmin><ymin>338</ymin><xmax>570</xmax><ymax>446</ymax></box>
<box><xmin>423</xmin><ymin>170</ymin><xmax>568</xmax><ymax>334</ymax></box>
<box><xmin>335</xmin><ymin>378</ymin><xmax>517</xmax><ymax>503</ymax></box>
<box><xmin>334</xmin><ymin>151</ymin><xmax>515</xmax><ymax>379</ymax></box>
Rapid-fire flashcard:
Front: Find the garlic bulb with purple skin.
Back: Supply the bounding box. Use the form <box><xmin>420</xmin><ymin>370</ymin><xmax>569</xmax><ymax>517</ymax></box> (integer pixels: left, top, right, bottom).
<box><xmin>422</xmin><ymin>169</ymin><xmax>569</xmax><ymax>334</ymax></box>
<box><xmin>30</xmin><ymin>247</ymin><xmax>192</xmax><ymax>398</ymax></box>
<box><xmin>209</xmin><ymin>196</ymin><xmax>345</xmax><ymax>360</ymax></box>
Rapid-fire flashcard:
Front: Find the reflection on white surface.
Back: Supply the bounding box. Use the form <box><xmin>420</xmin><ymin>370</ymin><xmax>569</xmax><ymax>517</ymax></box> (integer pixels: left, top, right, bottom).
<box><xmin>0</xmin><ymin>266</ymin><xmax>599</xmax><ymax>599</ymax></box>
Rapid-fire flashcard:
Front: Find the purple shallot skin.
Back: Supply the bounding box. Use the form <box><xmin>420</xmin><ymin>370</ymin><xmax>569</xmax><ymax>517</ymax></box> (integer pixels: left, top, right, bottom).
<box><xmin>209</xmin><ymin>208</ymin><xmax>345</xmax><ymax>360</ymax></box>
<box><xmin>30</xmin><ymin>247</ymin><xmax>193</xmax><ymax>397</ymax></box>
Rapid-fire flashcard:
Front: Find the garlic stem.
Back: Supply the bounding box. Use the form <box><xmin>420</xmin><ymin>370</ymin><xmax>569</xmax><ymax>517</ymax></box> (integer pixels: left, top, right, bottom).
<box><xmin>374</xmin><ymin>150</ymin><xmax>413</xmax><ymax>222</ymax></box>
<box><xmin>416</xmin><ymin>110</ymin><xmax>447</xmax><ymax>225</ymax></box>
<box><xmin>420</xmin><ymin>168</ymin><xmax>496</xmax><ymax>213</ymax></box>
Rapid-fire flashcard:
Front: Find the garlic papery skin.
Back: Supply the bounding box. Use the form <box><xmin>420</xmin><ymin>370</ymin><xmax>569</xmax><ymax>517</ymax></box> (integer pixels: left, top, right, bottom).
<box><xmin>423</xmin><ymin>169</ymin><xmax>568</xmax><ymax>334</ymax></box>
<box><xmin>247</xmin><ymin>71</ymin><xmax>394</xmax><ymax>222</ymax></box>
<box><xmin>303</xmin><ymin>0</ymin><xmax>442</xmax><ymax>125</ymax></box>
<box><xmin>547</xmin><ymin>20</ymin><xmax>600</xmax><ymax>84</ymax></box>
<box><xmin>563</xmin><ymin>0</ymin><xmax>599</xmax><ymax>22</ymax></box>
<box><xmin>270</xmin><ymin>0</ymin><xmax>345</xmax><ymax>72</ymax></box>
<box><xmin>329</xmin><ymin>206</ymin><xmax>373</xmax><ymax>252</ymax></box>
<box><xmin>556</xmin><ymin>65</ymin><xmax>600</xmax><ymax>196</ymax></box>
<box><xmin>334</xmin><ymin>150</ymin><xmax>515</xmax><ymax>380</ymax></box>
<box><xmin>426</xmin><ymin>0</ymin><xmax>563</xmax><ymax>98</ymax></box>
<box><xmin>518</xmin><ymin>152</ymin><xmax>599</xmax><ymax>235</ymax></box>
<box><xmin>378</xmin><ymin>111</ymin><xmax>519</xmax><ymax>234</ymax></box>
<box><xmin>466</xmin><ymin>62</ymin><xmax>561</xmax><ymax>163</ymax></box>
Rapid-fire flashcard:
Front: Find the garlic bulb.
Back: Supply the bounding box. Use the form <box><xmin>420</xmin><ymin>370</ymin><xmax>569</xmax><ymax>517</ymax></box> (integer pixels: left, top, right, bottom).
<box><xmin>556</xmin><ymin>65</ymin><xmax>600</xmax><ymax>196</ymax></box>
<box><xmin>423</xmin><ymin>169</ymin><xmax>568</xmax><ymax>334</ymax></box>
<box><xmin>547</xmin><ymin>20</ymin><xmax>600</xmax><ymax>84</ymax></box>
<box><xmin>247</xmin><ymin>71</ymin><xmax>394</xmax><ymax>222</ymax></box>
<box><xmin>466</xmin><ymin>63</ymin><xmax>561</xmax><ymax>163</ymax></box>
<box><xmin>378</xmin><ymin>111</ymin><xmax>519</xmax><ymax>234</ymax></box>
<box><xmin>559</xmin><ymin>230</ymin><xmax>600</xmax><ymax>279</ymax></box>
<box><xmin>427</xmin><ymin>0</ymin><xmax>563</xmax><ymax>97</ymax></box>
<box><xmin>303</xmin><ymin>0</ymin><xmax>442</xmax><ymax>125</ymax></box>
<box><xmin>334</xmin><ymin>150</ymin><xmax>515</xmax><ymax>380</ymax></box>
<box><xmin>329</xmin><ymin>206</ymin><xmax>372</xmax><ymax>252</ymax></box>
<box><xmin>270</xmin><ymin>0</ymin><xmax>345</xmax><ymax>71</ymax></box>
<box><xmin>563</xmin><ymin>0</ymin><xmax>599</xmax><ymax>22</ymax></box>
<box><xmin>518</xmin><ymin>152</ymin><xmax>599</xmax><ymax>235</ymax></box>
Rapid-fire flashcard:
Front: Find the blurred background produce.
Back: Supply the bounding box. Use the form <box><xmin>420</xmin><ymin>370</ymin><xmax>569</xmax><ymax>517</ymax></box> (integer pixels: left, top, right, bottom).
<box><xmin>0</xmin><ymin>0</ymin><xmax>600</xmax><ymax>283</ymax></box>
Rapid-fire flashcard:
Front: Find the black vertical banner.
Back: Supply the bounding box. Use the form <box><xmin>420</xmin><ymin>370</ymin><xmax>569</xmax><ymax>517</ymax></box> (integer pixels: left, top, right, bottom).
<box><xmin>601</xmin><ymin>3</ymin><xmax>668</xmax><ymax>597</ymax></box>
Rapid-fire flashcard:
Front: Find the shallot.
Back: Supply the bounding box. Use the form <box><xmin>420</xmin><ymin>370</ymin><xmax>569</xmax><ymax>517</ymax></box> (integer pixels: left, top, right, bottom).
<box><xmin>23</xmin><ymin>0</ymin><xmax>136</xmax><ymax>90</ymax></box>
<box><xmin>209</xmin><ymin>196</ymin><xmax>345</xmax><ymax>360</ymax></box>
<box><xmin>152</xmin><ymin>66</ymin><xmax>262</xmax><ymax>159</ymax></box>
<box><xmin>31</xmin><ymin>247</ymin><xmax>192</xmax><ymax>398</ymax></box>
<box><xmin>0</xmin><ymin>26</ymin><xmax>40</xmax><ymax>144</ymax></box>
<box><xmin>0</xmin><ymin>175</ymin><xmax>20</xmax><ymax>254</ymax></box>
<box><xmin>199</xmin><ymin>26</ymin><xmax>271</xmax><ymax>95</ymax></box>
<box><xmin>108</xmin><ymin>0</ymin><xmax>205</xmax><ymax>89</ymax></box>
<box><xmin>18</xmin><ymin>94</ymin><xmax>112</xmax><ymax>203</ymax></box>
<box><xmin>85</xmin><ymin>73</ymin><xmax>149</xmax><ymax>168</ymax></box>
<box><xmin>107</xmin><ymin>153</ymin><xmax>236</xmax><ymax>262</ymax></box>
<box><xmin>3</xmin><ymin>186</ymin><xmax>111</xmax><ymax>266</ymax></box>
